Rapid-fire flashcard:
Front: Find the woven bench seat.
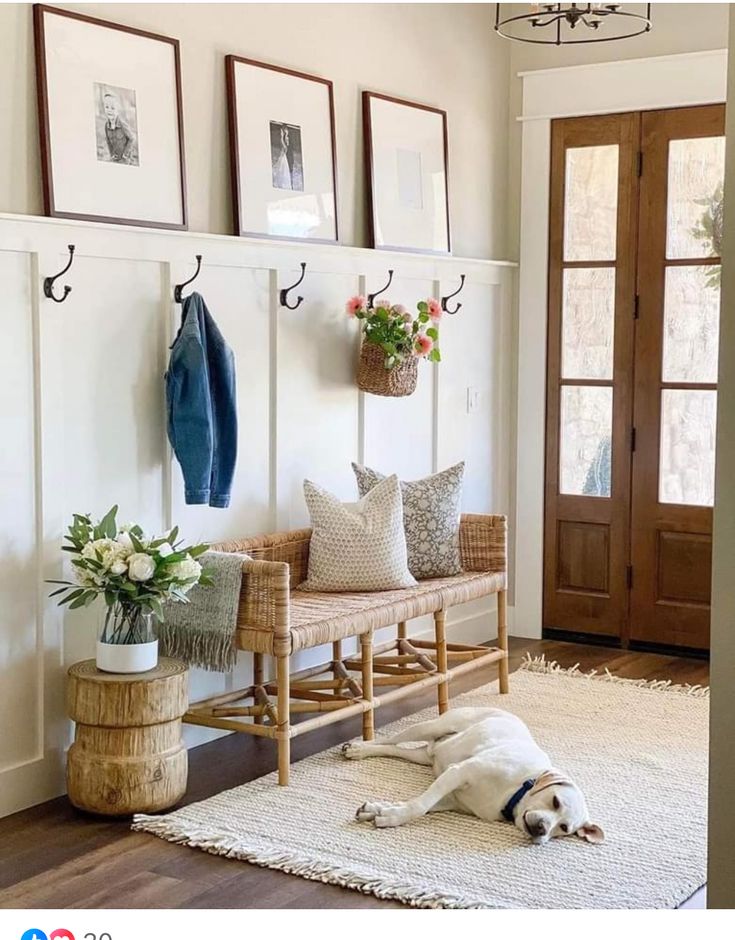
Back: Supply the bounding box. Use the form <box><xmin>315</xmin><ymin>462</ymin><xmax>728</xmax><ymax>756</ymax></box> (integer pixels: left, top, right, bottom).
<box><xmin>185</xmin><ymin>513</ymin><xmax>509</xmax><ymax>785</ymax></box>
<box><xmin>288</xmin><ymin>571</ymin><xmax>505</xmax><ymax>652</ymax></box>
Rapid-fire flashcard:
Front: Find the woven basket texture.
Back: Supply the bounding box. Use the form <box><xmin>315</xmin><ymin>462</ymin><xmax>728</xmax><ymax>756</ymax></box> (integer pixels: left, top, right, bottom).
<box><xmin>357</xmin><ymin>342</ymin><xmax>418</xmax><ymax>398</ymax></box>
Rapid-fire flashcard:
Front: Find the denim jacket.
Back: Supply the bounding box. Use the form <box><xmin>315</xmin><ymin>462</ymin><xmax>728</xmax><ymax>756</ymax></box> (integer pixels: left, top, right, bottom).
<box><xmin>166</xmin><ymin>292</ymin><xmax>237</xmax><ymax>508</ymax></box>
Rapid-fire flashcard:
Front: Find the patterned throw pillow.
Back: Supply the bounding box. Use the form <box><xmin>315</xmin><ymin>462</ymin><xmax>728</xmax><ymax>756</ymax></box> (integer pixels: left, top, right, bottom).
<box><xmin>300</xmin><ymin>474</ymin><xmax>417</xmax><ymax>593</ymax></box>
<box><xmin>352</xmin><ymin>462</ymin><xmax>465</xmax><ymax>579</ymax></box>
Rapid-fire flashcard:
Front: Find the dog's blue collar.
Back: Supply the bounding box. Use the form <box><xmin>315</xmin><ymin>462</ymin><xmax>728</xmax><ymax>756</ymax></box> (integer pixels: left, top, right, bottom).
<box><xmin>501</xmin><ymin>778</ymin><xmax>536</xmax><ymax>822</ymax></box>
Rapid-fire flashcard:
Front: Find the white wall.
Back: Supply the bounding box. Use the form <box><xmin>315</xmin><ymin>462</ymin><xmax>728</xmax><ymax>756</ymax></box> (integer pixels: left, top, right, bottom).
<box><xmin>0</xmin><ymin>213</ymin><xmax>515</xmax><ymax>816</ymax></box>
<box><xmin>707</xmin><ymin>5</ymin><xmax>735</xmax><ymax>911</ymax></box>
<box><xmin>0</xmin><ymin>2</ymin><xmax>510</xmax><ymax>259</ymax></box>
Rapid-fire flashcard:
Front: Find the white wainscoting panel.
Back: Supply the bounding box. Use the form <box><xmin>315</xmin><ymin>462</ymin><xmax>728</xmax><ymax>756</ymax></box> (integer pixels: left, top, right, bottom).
<box><xmin>0</xmin><ymin>212</ymin><xmax>516</xmax><ymax>815</ymax></box>
<box><xmin>56</xmin><ymin>256</ymin><xmax>168</xmax><ymax>668</ymax></box>
<box><xmin>362</xmin><ymin>275</ymin><xmax>436</xmax><ymax>480</ymax></box>
<box><xmin>0</xmin><ymin>250</ymin><xmax>39</xmax><ymax>777</ymax></box>
<box><xmin>276</xmin><ymin>268</ymin><xmax>361</xmax><ymax>529</ymax></box>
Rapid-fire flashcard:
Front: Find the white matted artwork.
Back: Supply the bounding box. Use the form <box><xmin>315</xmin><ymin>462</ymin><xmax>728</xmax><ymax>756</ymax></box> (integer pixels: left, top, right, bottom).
<box><xmin>363</xmin><ymin>92</ymin><xmax>450</xmax><ymax>254</ymax></box>
<box><xmin>34</xmin><ymin>5</ymin><xmax>186</xmax><ymax>229</ymax></box>
<box><xmin>227</xmin><ymin>56</ymin><xmax>338</xmax><ymax>243</ymax></box>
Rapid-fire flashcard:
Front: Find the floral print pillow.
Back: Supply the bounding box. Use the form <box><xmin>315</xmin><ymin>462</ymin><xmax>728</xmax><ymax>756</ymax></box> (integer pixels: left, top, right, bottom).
<box><xmin>352</xmin><ymin>462</ymin><xmax>465</xmax><ymax>579</ymax></box>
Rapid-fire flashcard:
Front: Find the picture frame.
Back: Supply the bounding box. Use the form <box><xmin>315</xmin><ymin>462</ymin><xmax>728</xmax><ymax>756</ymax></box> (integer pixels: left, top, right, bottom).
<box><xmin>33</xmin><ymin>4</ymin><xmax>187</xmax><ymax>229</ymax></box>
<box><xmin>363</xmin><ymin>91</ymin><xmax>451</xmax><ymax>255</ymax></box>
<box><xmin>226</xmin><ymin>55</ymin><xmax>339</xmax><ymax>243</ymax></box>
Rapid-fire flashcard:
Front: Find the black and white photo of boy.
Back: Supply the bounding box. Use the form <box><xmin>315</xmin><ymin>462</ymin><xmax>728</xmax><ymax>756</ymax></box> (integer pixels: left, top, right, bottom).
<box><xmin>270</xmin><ymin>121</ymin><xmax>304</xmax><ymax>191</ymax></box>
<box><xmin>95</xmin><ymin>83</ymin><xmax>139</xmax><ymax>166</ymax></box>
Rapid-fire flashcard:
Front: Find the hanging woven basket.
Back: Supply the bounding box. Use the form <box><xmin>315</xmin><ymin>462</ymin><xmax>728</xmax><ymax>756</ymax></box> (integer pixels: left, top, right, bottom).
<box><xmin>357</xmin><ymin>341</ymin><xmax>418</xmax><ymax>398</ymax></box>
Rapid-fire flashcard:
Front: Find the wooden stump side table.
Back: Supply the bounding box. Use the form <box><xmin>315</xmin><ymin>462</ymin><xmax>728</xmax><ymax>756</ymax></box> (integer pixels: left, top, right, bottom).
<box><xmin>66</xmin><ymin>658</ymin><xmax>189</xmax><ymax>816</ymax></box>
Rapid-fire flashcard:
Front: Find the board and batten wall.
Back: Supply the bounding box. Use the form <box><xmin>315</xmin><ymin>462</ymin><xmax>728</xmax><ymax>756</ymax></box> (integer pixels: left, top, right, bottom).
<box><xmin>0</xmin><ymin>2</ymin><xmax>510</xmax><ymax>260</ymax></box>
<box><xmin>0</xmin><ymin>212</ymin><xmax>516</xmax><ymax>817</ymax></box>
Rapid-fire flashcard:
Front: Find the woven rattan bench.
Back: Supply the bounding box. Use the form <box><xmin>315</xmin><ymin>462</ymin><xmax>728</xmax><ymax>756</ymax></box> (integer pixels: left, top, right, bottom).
<box><xmin>184</xmin><ymin>513</ymin><xmax>509</xmax><ymax>784</ymax></box>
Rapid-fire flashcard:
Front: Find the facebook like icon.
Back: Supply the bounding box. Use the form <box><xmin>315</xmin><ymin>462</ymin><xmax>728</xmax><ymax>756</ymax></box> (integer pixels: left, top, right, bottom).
<box><xmin>21</xmin><ymin>932</ymin><xmax>48</xmax><ymax>940</ymax></box>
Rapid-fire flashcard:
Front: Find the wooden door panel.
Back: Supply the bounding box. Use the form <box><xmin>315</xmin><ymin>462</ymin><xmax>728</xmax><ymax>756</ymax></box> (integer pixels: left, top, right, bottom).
<box><xmin>657</xmin><ymin>531</ymin><xmax>712</xmax><ymax>605</ymax></box>
<box><xmin>543</xmin><ymin>113</ymin><xmax>639</xmax><ymax>639</ymax></box>
<box><xmin>630</xmin><ymin>105</ymin><xmax>725</xmax><ymax>650</ymax></box>
<box><xmin>557</xmin><ymin>521</ymin><xmax>610</xmax><ymax>594</ymax></box>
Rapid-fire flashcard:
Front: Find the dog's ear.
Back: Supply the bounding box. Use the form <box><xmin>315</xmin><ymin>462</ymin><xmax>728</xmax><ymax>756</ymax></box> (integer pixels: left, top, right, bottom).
<box><xmin>576</xmin><ymin>823</ymin><xmax>605</xmax><ymax>844</ymax></box>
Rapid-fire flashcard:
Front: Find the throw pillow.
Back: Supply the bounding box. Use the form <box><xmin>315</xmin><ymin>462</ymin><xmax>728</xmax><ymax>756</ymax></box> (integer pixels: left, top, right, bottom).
<box><xmin>352</xmin><ymin>461</ymin><xmax>465</xmax><ymax>579</ymax></box>
<box><xmin>300</xmin><ymin>474</ymin><xmax>417</xmax><ymax>592</ymax></box>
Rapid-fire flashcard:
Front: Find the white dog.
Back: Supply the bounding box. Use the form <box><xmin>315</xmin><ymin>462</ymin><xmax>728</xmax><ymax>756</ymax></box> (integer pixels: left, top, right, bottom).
<box><xmin>342</xmin><ymin>707</ymin><xmax>604</xmax><ymax>846</ymax></box>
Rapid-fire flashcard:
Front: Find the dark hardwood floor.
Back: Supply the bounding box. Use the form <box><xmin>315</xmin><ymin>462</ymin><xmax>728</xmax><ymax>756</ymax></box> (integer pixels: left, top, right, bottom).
<box><xmin>0</xmin><ymin>638</ymin><xmax>709</xmax><ymax>910</ymax></box>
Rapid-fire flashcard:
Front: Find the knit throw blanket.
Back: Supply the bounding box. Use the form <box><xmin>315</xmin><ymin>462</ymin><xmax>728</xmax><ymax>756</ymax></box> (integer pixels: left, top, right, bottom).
<box><xmin>158</xmin><ymin>550</ymin><xmax>247</xmax><ymax>672</ymax></box>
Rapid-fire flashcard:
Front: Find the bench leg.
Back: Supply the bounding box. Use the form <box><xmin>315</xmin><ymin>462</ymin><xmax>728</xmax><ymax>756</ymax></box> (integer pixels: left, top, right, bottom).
<box><xmin>361</xmin><ymin>632</ymin><xmax>375</xmax><ymax>741</ymax></box>
<box><xmin>498</xmin><ymin>589</ymin><xmax>509</xmax><ymax>694</ymax></box>
<box><xmin>253</xmin><ymin>653</ymin><xmax>264</xmax><ymax>725</ymax></box>
<box><xmin>434</xmin><ymin>609</ymin><xmax>449</xmax><ymax>714</ymax></box>
<box><xmin>276</xmin><ymin>652</ymin><xmax>290</xmax><ymax>785</ymax></box>
<box><xmin>397</xmin><ymin>620</ymin><xmax>407</xmax><ymax>640</ymax></box>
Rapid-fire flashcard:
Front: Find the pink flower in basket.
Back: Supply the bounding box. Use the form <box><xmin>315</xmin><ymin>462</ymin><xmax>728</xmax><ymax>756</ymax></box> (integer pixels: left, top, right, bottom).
<box><xmin>427</xmin><ymin>298</ymin><xmax>443</xmax><ymax>321</ymax></box>
<box><xmin>415</xmin><ymin>333</ymin><xmax>434</xmax><ymax>357</ymax></box>
<box><xmin>346</xmin><ymin>295</ymin><xmax>366</xmax><ymax>317</ymax></box>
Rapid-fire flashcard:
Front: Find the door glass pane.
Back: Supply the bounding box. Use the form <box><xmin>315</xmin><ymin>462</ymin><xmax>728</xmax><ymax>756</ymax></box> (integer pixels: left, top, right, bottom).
<box><xmin>666</xmin><ymin>136</ymin><xmax>725</xmax><ymax>259</ymax></box>
<box><xmin>564</xmin><ymin>145</ymin><xmax>619</xmax><ymax>261</ymax></box>
<box><xmin>560</xmin><ymin>386</ymin><xmax>613</xmax><ymax>497</ymax></box>
<box><xmin>561</xmin><ymin>267</ymin><xmax>615</xmax><ymax>380</ymax></box>
<box><xmin>662</xmin><ymin>265</ymin><xmax>721</xmax><ymax>383</ymax></box>
<box><xmin>659</xmin><ymin>389</ymin><xmax>717</xmax><ymax>506</ymax></box>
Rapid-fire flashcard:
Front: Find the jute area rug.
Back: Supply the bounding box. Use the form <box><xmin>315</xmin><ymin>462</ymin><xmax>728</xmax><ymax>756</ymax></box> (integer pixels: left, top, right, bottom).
<box><xmin>133</xmin><ymin>658</ymin><xmax>708</xmax><ymax>909</ymax></box>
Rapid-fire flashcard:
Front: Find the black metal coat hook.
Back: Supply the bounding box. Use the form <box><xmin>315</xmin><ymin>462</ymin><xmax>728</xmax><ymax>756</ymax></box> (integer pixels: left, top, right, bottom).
<box><xmin>367</xmin><ymin>269</ymin><xmax>394</xmax><ymax>309</ymax></box>
<box><xmin>279</xmin><ymin>262</ymin><xmax>307</xmax><ymax>310</ymax></box>
<box><xmin>441</xmin><ymin>274</ymin><xmax>466</xmax><ymax>315</ymax></box>
<box><xmin>174</xmin><ymin>254</ymin><xmax>203</xmax><ymax>303</ymax></box>
<box><xmin>43</xmin><ymin>245</ymin><xmax>75</xmax><ymax>303</ymax></box>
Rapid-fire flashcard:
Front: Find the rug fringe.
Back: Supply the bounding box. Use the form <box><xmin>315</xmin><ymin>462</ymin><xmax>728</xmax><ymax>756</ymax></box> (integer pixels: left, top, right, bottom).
<box><xmin>519</xmin><ymin>654</ymin><xmax>709</xmax><ymax>698</ymax></box>
<box><xmin>130</xmin><ymin>815</ymin><xmax>495</xmax><ymax>909</ymax></box>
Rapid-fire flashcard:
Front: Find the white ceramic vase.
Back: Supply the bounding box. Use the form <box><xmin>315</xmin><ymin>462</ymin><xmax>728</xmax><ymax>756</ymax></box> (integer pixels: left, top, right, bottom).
<box><xmin>96</xmin><ymin>603</ymin><xmax>158</xmax><ymax>674</ymax></box>
<box><xmin>96</xmin><ymin>638</ymin><xmax>159</xmax><ymax>674</ymax></box>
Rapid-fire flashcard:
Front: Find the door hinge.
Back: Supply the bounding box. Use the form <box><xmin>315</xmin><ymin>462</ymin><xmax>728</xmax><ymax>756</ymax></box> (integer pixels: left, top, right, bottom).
<box><xmin>631</xmin><ymin>427</ymin><xmax>637</xmax><ymax>452</ymax></box>
<box><xmin>626</xmin><ymin>565</ymin><xmax>633</xmax><ymax>590</ymax></box>
<box><xmin>637</xmin><ymin>150</ymin><xmax>644</xmax><ymax>177</ymax></box>
<box><xmin>633</xmin><ymin>293</ymin><xmax>640</xmax><ymax>319</ymax></box>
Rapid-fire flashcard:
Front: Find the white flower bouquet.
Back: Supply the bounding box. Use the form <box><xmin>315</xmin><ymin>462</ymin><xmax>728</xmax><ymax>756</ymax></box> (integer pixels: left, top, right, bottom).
<box><xmin>49</xmin><ymin>505</ymin><xmax>212</xmax><ymax>646</ymax></box>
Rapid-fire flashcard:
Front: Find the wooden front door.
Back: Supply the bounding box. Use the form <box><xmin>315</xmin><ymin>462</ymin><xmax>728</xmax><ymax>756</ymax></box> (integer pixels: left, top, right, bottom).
<box><xmin>543</xmin><ymin>105</ymin><xmax>725</xmax><ymax>650</ymax></box>
<box><xmin>630</xmin><ymin>106</ymin><xmax>724</xmax><ymax>649</ymax></box>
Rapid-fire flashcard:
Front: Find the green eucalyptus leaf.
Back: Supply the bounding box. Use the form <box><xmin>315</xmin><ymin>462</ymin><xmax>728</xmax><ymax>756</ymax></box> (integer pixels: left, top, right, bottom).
<box><xmin>98</xmin><ymin>505</ymin><xmax>118</xmax><ymax>539</ymax></box>
<box><xmin>128</xmin><ymin>531</ymin><xmax>145</xmax><ymax>553</ymax></box>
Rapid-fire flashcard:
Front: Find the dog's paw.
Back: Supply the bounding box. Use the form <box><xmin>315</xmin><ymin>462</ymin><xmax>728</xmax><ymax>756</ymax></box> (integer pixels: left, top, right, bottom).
<box><xmin>341</xmin><ymin>742</ymin><xmax>366</xmax><ymax>760</ymax></box>
<box><xmin>355</xmin><ymin>799</ymin><xmax>391</xmax><ymax>821</ymax></box>
<box><xmin>355</xmin><ymin>800</ymin><xmax>406</xmax><ymax>828</ymax></box>
<box><xmin>373</xmin><ymin>810</ymin><xmax>404</xmax><ymax>829</ymax></box>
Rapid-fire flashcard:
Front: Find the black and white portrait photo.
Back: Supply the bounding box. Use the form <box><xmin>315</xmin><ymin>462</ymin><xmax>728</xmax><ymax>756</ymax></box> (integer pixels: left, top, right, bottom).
<box><xmin>95</xmin><ymin>83</ymin><xmax>139</xmax><ymax>166</ymax></box>
<box><xmin>270</xmin><ymin>121</ymin><xmax>304</xmax><ymax>191</ymax></box>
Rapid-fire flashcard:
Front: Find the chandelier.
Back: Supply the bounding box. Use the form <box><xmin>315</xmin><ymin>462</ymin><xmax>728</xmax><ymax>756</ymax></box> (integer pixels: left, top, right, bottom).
<box><xmin>494</xmin><ymin>3</ymin><xmax>652</xmax><ymax>45</ymax></box>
